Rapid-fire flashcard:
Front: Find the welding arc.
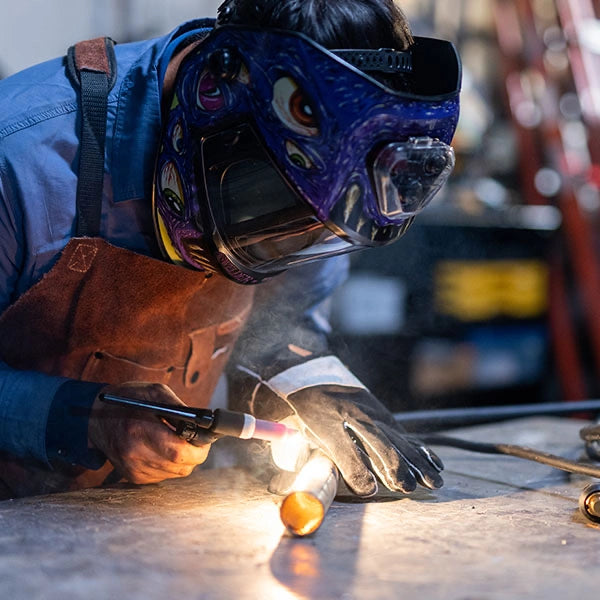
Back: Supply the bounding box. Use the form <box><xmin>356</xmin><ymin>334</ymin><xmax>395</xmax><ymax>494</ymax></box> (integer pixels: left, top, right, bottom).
<box><xmin>421</xmin><ymin>434</ymin><xmax>600</xmax><ymax>478</ymax></box>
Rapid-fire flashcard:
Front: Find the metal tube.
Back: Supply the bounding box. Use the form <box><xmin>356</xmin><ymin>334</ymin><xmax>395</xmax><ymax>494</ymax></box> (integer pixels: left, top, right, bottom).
<box><xmin>279</xmin><ymin>449</ymin><xmax>339</xmax><ymax>536</ymax></box>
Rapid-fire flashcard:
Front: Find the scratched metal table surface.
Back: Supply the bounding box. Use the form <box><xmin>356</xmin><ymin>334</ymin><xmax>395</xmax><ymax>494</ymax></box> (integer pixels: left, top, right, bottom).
<box><xmin>1</xmin><ymin>417</ymin><xmax>599</xmax><ymax>600</ymax></box>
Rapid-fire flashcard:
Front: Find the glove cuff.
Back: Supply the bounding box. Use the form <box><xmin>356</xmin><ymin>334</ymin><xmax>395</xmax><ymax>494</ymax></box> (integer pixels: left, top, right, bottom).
<box><xmin>241</xmin><ymin>355</ymin><xmax>369</xmax><ymax>403</ymax></box>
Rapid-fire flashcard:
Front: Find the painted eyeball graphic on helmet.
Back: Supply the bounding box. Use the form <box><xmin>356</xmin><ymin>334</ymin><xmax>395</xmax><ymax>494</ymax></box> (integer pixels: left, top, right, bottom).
<box><xmin>272</xmin><ymin>77</ymin><xmax>319</xmax><ymax>136</ymax></box>
<box><xmin>160</xmin><ymin>162</ymin><xmax>185</xmax><ymax>216</ymax></box>
<box><xmin>285</xmin><ymin>140</ymin><xmax>314</xmax><ymax>169</ymax></box>
<box><xmin>237</xmin><ymin>61</ymin><xmax>250</xmax><ymax>85</ymax></box>
<box><xmin>171</xmin><ymin>120</ymin><xmax>185</xmax><ymax>154</ymax></box>
<box><xmin>197</xmin><ymin>70</ymin><xmax>225</xmax><ymax>112</ymax></box>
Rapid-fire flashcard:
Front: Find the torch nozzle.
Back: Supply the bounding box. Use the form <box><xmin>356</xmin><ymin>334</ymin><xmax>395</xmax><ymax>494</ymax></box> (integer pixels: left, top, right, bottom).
<box><xmin>209</xmin><ymin>408</ymin><xmax>299</xmax><ymax>442</ymax></box>
<box><xmin>250</xmin><ymin>417</ymin><xmax>300</xmax><ymax>443</ymax></box>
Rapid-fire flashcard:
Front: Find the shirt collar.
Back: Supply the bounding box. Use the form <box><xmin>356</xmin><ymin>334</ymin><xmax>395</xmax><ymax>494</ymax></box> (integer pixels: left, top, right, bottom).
<box><xmin>110</xmin><ymin>18</ymin><xmax>215</xmax><ymax>203</ymax></box>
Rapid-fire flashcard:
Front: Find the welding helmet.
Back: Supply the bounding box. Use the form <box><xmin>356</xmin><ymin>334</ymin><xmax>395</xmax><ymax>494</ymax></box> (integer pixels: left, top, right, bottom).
<box><xmin>153</xmin><ymin>25</ymin><xmax>461</xmax><ymax>284</ymax></box>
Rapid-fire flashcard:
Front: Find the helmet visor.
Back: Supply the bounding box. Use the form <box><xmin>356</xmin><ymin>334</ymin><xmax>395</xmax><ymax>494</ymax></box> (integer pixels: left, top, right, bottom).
<box><xmin>200</xmin><ymin>124</ymin><xmax>356</xmax><ymax>276</ymax></box>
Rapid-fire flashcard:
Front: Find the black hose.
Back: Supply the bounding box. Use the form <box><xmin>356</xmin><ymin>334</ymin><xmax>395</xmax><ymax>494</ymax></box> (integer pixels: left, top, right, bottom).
<box><xmin>421</xmin><ymin>433</ymin><xmax>600</xmax><ymax>478</ymax></box>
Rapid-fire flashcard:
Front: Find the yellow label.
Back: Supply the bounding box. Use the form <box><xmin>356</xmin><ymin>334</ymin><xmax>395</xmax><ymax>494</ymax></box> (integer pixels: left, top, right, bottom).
<box><xmin>434</xmin><ymin>260</ymin><xmax>549</xmax><ymax>320</ymax></box>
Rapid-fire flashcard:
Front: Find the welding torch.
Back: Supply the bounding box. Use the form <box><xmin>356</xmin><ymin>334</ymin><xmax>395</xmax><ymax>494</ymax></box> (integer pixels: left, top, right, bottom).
<box><xmin>101</xmin><ymin>393</ymin><xmax>337</xmax><ymax>535</ymax></box>
<box><xmin>99</xmin><ymin>393</ymin><xmax>297</xmax><ymax>444</ymax></box>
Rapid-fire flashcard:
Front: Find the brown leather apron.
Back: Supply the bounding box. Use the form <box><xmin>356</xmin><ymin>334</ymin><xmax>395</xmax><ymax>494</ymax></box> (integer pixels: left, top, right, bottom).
<box><xmin>0</xmin><ymin>237</ymin><xmax>254</xmax><ymax>497</ymax></box>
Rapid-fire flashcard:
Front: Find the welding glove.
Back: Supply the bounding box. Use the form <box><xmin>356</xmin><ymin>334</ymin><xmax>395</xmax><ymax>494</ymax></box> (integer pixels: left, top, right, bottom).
<box><xmin>245</xmin><ymin>374</ymin><xmax>444</xmax><ymax>497</ymax></box>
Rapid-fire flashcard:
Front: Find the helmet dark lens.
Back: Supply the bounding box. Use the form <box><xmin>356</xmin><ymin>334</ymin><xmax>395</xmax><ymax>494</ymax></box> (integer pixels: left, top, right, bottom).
<box><xmin>220</xmin><ymin>157</ymin><xmax>298</xmax><ymax>225</ymax></box>
<box><xmin>197</xmin><ymin>123</ymin><xmax>356</xmax><ymax>276</ymax></box>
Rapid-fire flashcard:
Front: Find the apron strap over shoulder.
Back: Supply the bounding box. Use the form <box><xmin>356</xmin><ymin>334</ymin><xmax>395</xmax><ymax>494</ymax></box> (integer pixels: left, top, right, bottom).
<box><xmin>66</xmin><ymin>37</ymin><xmax>117</xmax><ymax>237</ymax></box>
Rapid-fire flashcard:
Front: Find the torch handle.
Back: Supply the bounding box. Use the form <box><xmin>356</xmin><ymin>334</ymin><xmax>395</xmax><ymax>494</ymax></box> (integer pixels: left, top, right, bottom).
<box><xmin>99</xmin><ymin>393</ymin><xmax>216</xmax><ymax>427</ymax></box>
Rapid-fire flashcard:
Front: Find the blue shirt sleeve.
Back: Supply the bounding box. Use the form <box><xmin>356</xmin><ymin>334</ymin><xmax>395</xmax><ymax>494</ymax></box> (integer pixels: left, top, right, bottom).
<box><xmin>0</xmin><ymin>194</ymin><xmax>105</xmax><ymax>467</ymax></box>
<box><xmin>0</xmin><ymin>161</ymin><xmax>62</xmax><ymax>463</ymax></box>
<box><xmin>0</xmin><ymin>149</ymin><xmax>105</xmax><ymax>467</ymax></box>
<box><xmin>0</xmin><ymin>361</ymin><xmax>69</xmax><ymax>462</ymax></box>
<box><xmin>45</xmin><ymin>380</ymin><xmax>106</xmax><ymax>468</ymax></box>
<box><xmin>0</xmin><ymin>361</ymin><xmax>106</xmax><ymax>468</ymax></box>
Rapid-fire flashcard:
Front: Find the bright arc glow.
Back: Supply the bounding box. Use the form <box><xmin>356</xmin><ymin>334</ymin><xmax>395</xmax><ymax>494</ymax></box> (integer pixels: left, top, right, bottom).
<box><xmin>270</xmin><ymin>421</ymin><xmax>311</xmax><ymax>472</ymax></box>
<box><xmin>291</xmin><ymin>453</ymin><xmax>335</xmax><ymax>491</ymax></box>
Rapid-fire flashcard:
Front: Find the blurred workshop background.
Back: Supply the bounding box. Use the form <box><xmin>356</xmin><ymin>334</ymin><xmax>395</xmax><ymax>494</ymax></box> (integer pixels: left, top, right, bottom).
<box><xmin>1</xmin><ymin>0</ymin><xmax>599</xmax><ymax>412</ymax></box>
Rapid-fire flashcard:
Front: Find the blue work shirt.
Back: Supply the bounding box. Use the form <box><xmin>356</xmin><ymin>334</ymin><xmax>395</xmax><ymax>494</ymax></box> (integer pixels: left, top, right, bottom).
<box><xmin>0</xmin><ymin>18</ymin><xmax>348</xmax><ymax>468</ymax></box>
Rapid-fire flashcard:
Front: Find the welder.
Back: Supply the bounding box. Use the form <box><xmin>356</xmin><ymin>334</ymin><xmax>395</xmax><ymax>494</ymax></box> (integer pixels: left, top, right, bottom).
<box><xmin>0</xmin><ymin>0</ymin><xmax>461</xmax><ymax>499</ymax></box>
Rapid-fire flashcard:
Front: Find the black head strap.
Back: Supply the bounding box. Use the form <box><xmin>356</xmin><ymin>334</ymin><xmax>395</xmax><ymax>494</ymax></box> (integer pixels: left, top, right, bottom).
<box><xmin>332</xmin><ymin>48</ymin><xmax>412</xmax><ymax>74</ymax></box>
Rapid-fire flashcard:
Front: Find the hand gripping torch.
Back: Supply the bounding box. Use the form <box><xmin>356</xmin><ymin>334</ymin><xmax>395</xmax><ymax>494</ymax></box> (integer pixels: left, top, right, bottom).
<box><xmin>99</xmin><ymin>393</ymin><xmax>297</xmax><ymax>445</ymax></box>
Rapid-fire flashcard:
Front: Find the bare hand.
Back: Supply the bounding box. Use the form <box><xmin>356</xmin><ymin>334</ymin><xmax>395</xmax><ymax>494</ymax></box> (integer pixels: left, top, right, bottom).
<box><xmin>88</xmin><ymin>382</ymin><xmax>211</xmax><ymax>485</ymax></box>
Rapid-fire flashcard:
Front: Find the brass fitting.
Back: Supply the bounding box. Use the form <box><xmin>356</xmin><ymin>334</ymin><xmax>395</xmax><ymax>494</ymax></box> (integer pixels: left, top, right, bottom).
<box><xmin>579</xmin><ymin>483</ymin><xmax>600</xmax><ymax>523</ymax></box>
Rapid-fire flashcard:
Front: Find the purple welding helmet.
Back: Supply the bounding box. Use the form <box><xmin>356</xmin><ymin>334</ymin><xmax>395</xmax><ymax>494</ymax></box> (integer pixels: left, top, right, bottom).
<box><xmin>152</xmin><ymin>25</ymin><xmax>461</xmax><ymax>284</ymax></box>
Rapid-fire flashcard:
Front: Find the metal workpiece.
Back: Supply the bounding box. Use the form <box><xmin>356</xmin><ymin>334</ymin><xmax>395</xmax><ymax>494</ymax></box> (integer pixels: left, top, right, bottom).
<box><xmin>279</xmin><ymin>449</ymin><xmax>339</xmax><ymax>536</ymax></box>
<box><xmin>579</xmin><ymin>482</ymin><xmax>600</xmax><ymax>523</ymax></box>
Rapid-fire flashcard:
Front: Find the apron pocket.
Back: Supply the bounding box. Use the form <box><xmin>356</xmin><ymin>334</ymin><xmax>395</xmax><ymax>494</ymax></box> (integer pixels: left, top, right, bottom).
<box><xmin>81</xmin><ymin>349</ymin><xmax>183</xmax><ymax>386</ymax></box>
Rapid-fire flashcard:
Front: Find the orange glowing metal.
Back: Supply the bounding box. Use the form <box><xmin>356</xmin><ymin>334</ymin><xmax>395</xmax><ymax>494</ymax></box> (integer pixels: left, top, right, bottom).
<box><xmin>281</xmin><ymin>492</ymin><xmax>324</xmax><ymax>537</ymax></box>
<box><xmin>279</xmin><ymin>450</ymin><xmax>339</xmax><ymax>536</ymax></box>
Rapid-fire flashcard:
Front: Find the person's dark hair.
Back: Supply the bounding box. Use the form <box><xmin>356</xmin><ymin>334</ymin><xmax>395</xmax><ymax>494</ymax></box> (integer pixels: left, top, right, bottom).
<box><xmin>216</xmin><ymin>0</ymin><xmax>413</xmax><ymax>50</ymax></box>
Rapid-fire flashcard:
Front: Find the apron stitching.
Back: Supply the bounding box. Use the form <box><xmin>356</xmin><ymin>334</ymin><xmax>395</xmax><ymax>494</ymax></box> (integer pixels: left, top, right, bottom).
<box><xmin>67</xmin><ymin>242</ymin><xmax>99</xmax><ymax>273</ymax></box>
